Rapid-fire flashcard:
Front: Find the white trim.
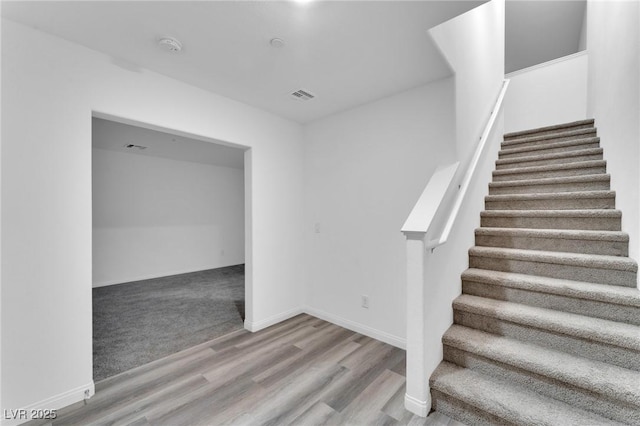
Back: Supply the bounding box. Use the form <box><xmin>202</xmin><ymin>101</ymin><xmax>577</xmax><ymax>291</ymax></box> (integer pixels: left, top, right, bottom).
<box><xmin>244</xmin><ymin>307</ymin><xmax>303</xmax><ymax>332</ymax></box>
<box><xmin>245</xmin><ymin>305</ymin><xmax>406</xmax><ymax>349</ymax></box>
<box><xmin>92</xmin><ymin>263</ymin><xmax>244</xmax><ymax>287</ymax></box>
<box><xmin>506</xmin><ymin>50</ymin><xmax>587</xmax><ymax>78</ymax></box>
<box><xmin>405</xmin><ymin>392</ymin><xmax>430</xmax><ymax>417</ymax></box>
<box><xmin>2</xmin><ymin>382</ymin><xmax>94</xmax><ymax>426</ymax></box>
<box><xmin>303</xmin><ymin>306</ymin><xmax>406</xmax><ymax>349</ymax></box>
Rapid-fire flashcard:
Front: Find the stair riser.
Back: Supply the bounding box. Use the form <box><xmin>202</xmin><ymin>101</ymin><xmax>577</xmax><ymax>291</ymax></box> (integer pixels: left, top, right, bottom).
<box><xmin>462</xmin><ymin>281</ymin><xmax>640</xmax><ymax>325</ymax></box>
<box><xmin>499</xmin><ymin>140</ymin><xmax>601</xmax><ymax>160</ymax></box>
<box><xmin>502</xmin><ymin>132</ymin><xmax>598</xmax><ymax>149</ymax></box>
<box><xmin>469</xmin><ymin>254</ymin><xmax>637</xmax><ymax>287</ymax></box>
<box><xmin>453</xmin><ymin>310</ymin><xmax>640</xmax><ymax>371</ymax></box>
<box><xmin>431</xmin><ymin>390</ymin><xmax>511</xmax><ymax>426</ymax></box>
<box><xmin>493</xmin><ymin>165</ymin><xmax>607</xmax><ymax>182</ymax></box>
<box><xmin>504</xmin><ymin>123</ymin><xmax>595</xmax><ymax>141</ymax></box>
<box><xmin>488</xmin><ymin>180</ymin><xmax>610</xmax><ymax>195</ymax></box>
<box><xmin>480</xmin><ymin>215</ymin><xmax>621</xmax><ymax>231</ymax></box>
<box><xmin>495</xmin><ymin>152</ymin><xmax>603</xmax><ymax>170</ymax></box>
<box><xmin>444</xmin><ymin>346</ymin><xmax>640</xmax><ymax>424</ymax></box>
<box><xmin>474</xmin><ymin>234</ymin><xmax>628</xmax><ymax>256</ymax></box>
<box><xmin>485</xmin><ymin>196</ymin><xmax>615</xmax><ymax>210</ymax></box>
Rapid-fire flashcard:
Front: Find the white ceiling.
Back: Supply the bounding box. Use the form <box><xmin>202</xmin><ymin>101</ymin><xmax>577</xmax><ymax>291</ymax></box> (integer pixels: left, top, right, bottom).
<box><xmin>505</xmin><ymin>0</ymin><xmax>586</xmax><ymax>74</ymax></box>
<box><xmin>2</xmin><ymin>0</ymin><xmax>484</xmax><ymax>124</ymax></box>
<box><xmin>92</xmin><ymin>117</ymin><xmax>245</xmax><ymax>169</ymax></box>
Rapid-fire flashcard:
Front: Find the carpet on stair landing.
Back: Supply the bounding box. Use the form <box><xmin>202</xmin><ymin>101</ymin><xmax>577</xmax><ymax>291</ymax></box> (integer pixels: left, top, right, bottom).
<box><xmin>92</xmin><ymin>265</ymin><xmax>245</xmax><ymax>381</ymax></box>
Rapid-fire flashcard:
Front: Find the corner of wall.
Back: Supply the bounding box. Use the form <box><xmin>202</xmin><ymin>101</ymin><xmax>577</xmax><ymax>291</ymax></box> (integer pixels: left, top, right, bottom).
<box><xmin>585</xmin><ymin>0</ymin><xmax>640</xmax><ymax>264</ymax></box>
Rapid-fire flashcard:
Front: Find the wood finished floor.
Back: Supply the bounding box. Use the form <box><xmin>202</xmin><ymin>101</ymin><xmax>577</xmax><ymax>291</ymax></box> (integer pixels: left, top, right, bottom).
<box><xmin>29</xmin><ymin>314</ymin><xmax>463</xmax><ymax>426</ymax></box>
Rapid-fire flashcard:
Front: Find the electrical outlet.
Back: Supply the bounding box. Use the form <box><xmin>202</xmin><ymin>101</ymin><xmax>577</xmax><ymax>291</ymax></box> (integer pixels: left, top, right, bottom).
<box><xmin>220</xmin><ymin>249</ymin><xmax>225</xmax><ymax>257</ymax></box>
<box><xmin>361</xmin><ymin>295</ymin><xmax>369</xmax><ymax>309</ymax></box>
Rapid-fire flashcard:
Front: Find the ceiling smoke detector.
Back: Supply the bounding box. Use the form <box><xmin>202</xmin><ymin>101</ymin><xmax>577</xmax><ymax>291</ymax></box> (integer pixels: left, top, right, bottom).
<box><xmin>290</xmin><ymin>89</ymin><xmax>316</xmax><ymax>101</ymax></box>
<box><xmin>270</xmin><ymin>38</ymin><xmax>285</xmax><ymax>48</ymax></box>
<box><xmin>158</xmin><ymin>37</ymin><xmax>183</xmax><ymax>53</ymax></box>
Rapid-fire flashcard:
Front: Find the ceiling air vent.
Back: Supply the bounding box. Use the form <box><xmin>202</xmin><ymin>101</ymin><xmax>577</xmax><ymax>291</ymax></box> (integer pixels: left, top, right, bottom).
<box><xmin>290</xmin><ymin>89</ymin><xmax>315</xmax><ymax>101</ymax></box>
<box><xmin>124</xmin><ymin>143</ymin><xmax>147</xmax><ymax>150</ymax></box>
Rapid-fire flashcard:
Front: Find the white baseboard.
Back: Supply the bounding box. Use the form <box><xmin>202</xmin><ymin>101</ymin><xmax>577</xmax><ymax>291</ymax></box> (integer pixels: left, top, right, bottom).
<box><xmin>405</xmin><ymin>392</ymin><xmax>430</xmax><ymax>417</ymax></box>
<box><xmin>244</xmin><ymin>307</ymin><xmax>304</xmax><ymax>332</ymax></box>
<box><xmin>2</xmin><ymin>381</ymin><xmax>94</xmax><ymax>426</ymax></box>
<box><xmin>302</xmin><ymin>305</ymin><xmax>406</xmax><ymax>349</ymax></box>
<box><xmin>244</xmin><ymin>306</ymin><xmax>406</xmax><ymax>350</ymax></box>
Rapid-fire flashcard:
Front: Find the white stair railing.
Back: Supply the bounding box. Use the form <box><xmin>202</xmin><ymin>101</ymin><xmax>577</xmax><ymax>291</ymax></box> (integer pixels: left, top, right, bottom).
<box><xmin>401</xmin><ymin>79</ymin><xmax>509</xmax><ymax>416</ymax></box>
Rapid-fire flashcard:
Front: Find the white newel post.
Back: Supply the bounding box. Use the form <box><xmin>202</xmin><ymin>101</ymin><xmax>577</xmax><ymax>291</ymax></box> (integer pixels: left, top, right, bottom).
<box><xmin>400</xmin><ymin>162</ymin><xmax>459</xmax><ymax>417</ymax></box>
<box><xmin>403</xmin><ymin>232</ymin><xmax>430</xmax><ymax>417</ymax></box>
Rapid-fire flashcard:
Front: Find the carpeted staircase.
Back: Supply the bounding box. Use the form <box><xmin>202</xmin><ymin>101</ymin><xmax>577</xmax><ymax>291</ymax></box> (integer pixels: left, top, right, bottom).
<box><xmin>430</xmin><ymin>119</ymin><xmax>640</xmax><ymax>425</ymax></box>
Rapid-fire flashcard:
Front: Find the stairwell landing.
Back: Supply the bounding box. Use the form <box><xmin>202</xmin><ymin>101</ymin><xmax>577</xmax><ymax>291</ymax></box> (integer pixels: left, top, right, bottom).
<box><xmin>430</xmin><ymin>119</ymin><xmax>640</xmax><ymax>425</ymax></box>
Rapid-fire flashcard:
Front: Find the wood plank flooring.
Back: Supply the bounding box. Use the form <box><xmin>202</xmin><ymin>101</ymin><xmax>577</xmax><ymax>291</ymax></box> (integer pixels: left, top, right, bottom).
<box><xmin>28</xmin><ymin>314</ymin><xmax>464</xmax><ymax>426</ymax></box>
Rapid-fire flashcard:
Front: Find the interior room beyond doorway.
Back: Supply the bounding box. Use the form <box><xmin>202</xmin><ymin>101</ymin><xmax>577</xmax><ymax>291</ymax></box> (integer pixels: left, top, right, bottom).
<box><xmin>91</xmin><ymin>117</ymin><xmax>246</xmax><ymax>380</ymax></box>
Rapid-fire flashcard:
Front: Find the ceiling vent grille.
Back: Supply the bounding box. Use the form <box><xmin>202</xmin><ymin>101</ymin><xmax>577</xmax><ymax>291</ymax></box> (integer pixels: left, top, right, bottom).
<box><xmin>124</xmin><ymin>143</ymin><xmax>147</xmax><ymax>150</ymax></box>
<box><xmin>290</xmin><ymin>89</ymin><xmax>316</xmax><ymax>101</ymax></box>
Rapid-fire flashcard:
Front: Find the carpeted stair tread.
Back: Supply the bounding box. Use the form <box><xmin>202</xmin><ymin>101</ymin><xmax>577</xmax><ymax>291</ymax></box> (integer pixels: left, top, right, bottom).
<box><xmin>430</xmin><ymin>361</ymin><xmax>623</xmax><ymax>426</ymax></box>
<box><xmin>485</xmin><ymin>189</ymin><xmax>615</xmax><ymax>200</ymax></box>
<box><xmin>480</xmin><ymin>209</ymin><xmax>622</xmax><ymax>230</ymax></box>
<box><xmin>493</xmin><ymin>160</ymin><xmax>607</xmax><ymax>181</ymax></box>
<box><xmin>488</xmin><ymin>174</ymin><xmax>610</xmax><ymax>195</ymax></box>
<box><xmin>489</xmin><ymin>174</ymin><xmax>609</xmax><ymax>189</ymax></box>
<box><xmin>469</xmin><ymin>246</ymin><xmax>637</xmax><ymax>272</ymax></box>
<box><xmin>452</xmin><ymin>295</ymin><xmax>640</xmax><ymax>352</ymax></box>
<box><xmin>469</xmin><ymin>246</ymin><xmax>637</xmax><ymax>287</ymax></box>
<box><xmin>474</xmin><ymin>227</ymin><xmax>628</xmax><ymax>255</ymax></box>
<box><xmin>484</xmin><ymin>190</ymin><xmax>616</xmax><ymax>210</ymax></box>
<box><xmin>501</xmin><ymin>128</ymin><xmax>597</xmax><ymax>148</ymax></box>
<box><xmin>495</xmin><ymin>147</ymin><xmax>603</xmax><ymax>169</ymax></box>
<box><xmin>462</xmin><ymin>268</ymin><xmax>640</xmax><ymax>309</ymax></box>
<box><xmin>443</xmin><ymin>325</ymin><xmax>640</xmax><ymax>408</ymax></box>
<box><xmin>480</xmin><ymin>209</ymin><xmax>622</xmax><ymax>231</ymax></box>
<box><xmin>504</xmin><ymin>119</ymin><xmax>595</xmax><ymax>140</ymax></box>
<box><xmin>499</xmin><ymin>137</ymin><xmax>600</xmax><ymax>159</ymax></box>
<box><xmin>475</xmin><ymin>227</ymin><xmax>627</xmax><ymax>243</ymax></box>
<box><xmin>481</xmin><ymin>209</ymin><xmax>621</xmax><ymax>219</ymax></box>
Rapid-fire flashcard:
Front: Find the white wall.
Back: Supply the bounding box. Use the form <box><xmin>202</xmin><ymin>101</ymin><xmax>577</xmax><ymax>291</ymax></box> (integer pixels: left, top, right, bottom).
<box><xmin>424</xmin><ymin>109</ymin><xmax>504</xmax><ymax>394</ymax></box>
<box><xmin>0</xmin><ymin>9</ymin><xmax>4</xmax><ymax>416</ymax></box>
<box><xmin>586</xmin><ymin>0</ymin><xmax>640</xmax><ymax>266</ymax></box>
<box><xmin>303</xmin><ymin>78</ymin><xmax>456</xmax><ymax>347</ymax></box>
<box><xmin>1</xmin><ymin>19</ymin><xmax>304</xmax><ymax>416</ymax></box>
<box><xmin>92</xmin><ymin>149</ymin><xmax>244</xmax><ymax>287</ymax></box>
<box><xmin>429</xmin><ymin>0</ymin><xmax>505</xmax><ymax>160</ymax></box>
<box><xmin>504</xmin><ymin>52</ymin><xmax>588</xmax><ymax>134</ymax></box>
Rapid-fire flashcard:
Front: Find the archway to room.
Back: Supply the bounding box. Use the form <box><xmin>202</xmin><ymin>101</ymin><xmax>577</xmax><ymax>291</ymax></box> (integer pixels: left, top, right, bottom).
<box><xmin>91</xmin><ymin>114</ymin><xmax>250</xmax><ymax>381</ymax></box>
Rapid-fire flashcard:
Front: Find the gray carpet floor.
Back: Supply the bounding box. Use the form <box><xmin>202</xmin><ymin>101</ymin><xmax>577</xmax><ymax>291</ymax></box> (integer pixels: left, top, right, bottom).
<box><xmin>92</xmin><ymin>265</ymin><xmax>245</xmax><ymax>381</ymax></box>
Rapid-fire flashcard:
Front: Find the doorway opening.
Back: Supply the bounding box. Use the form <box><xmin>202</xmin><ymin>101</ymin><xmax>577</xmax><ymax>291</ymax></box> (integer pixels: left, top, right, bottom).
<box><xmin>91</xmin><ymin>115</ymin><xmax>248</xmax><ymax>381</ymax></box>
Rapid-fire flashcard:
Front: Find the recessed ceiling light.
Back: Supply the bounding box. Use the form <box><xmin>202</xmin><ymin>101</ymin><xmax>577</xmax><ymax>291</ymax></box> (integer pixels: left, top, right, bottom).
<box><xmin>158</xmin><ymin>36</ymin><xmax>183</xmax><ymax>53</ymax></box>
<box><xmin>270</xmin><ymin>38</ymin><xmax>285</xmax><ymax>48</ymax></box>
